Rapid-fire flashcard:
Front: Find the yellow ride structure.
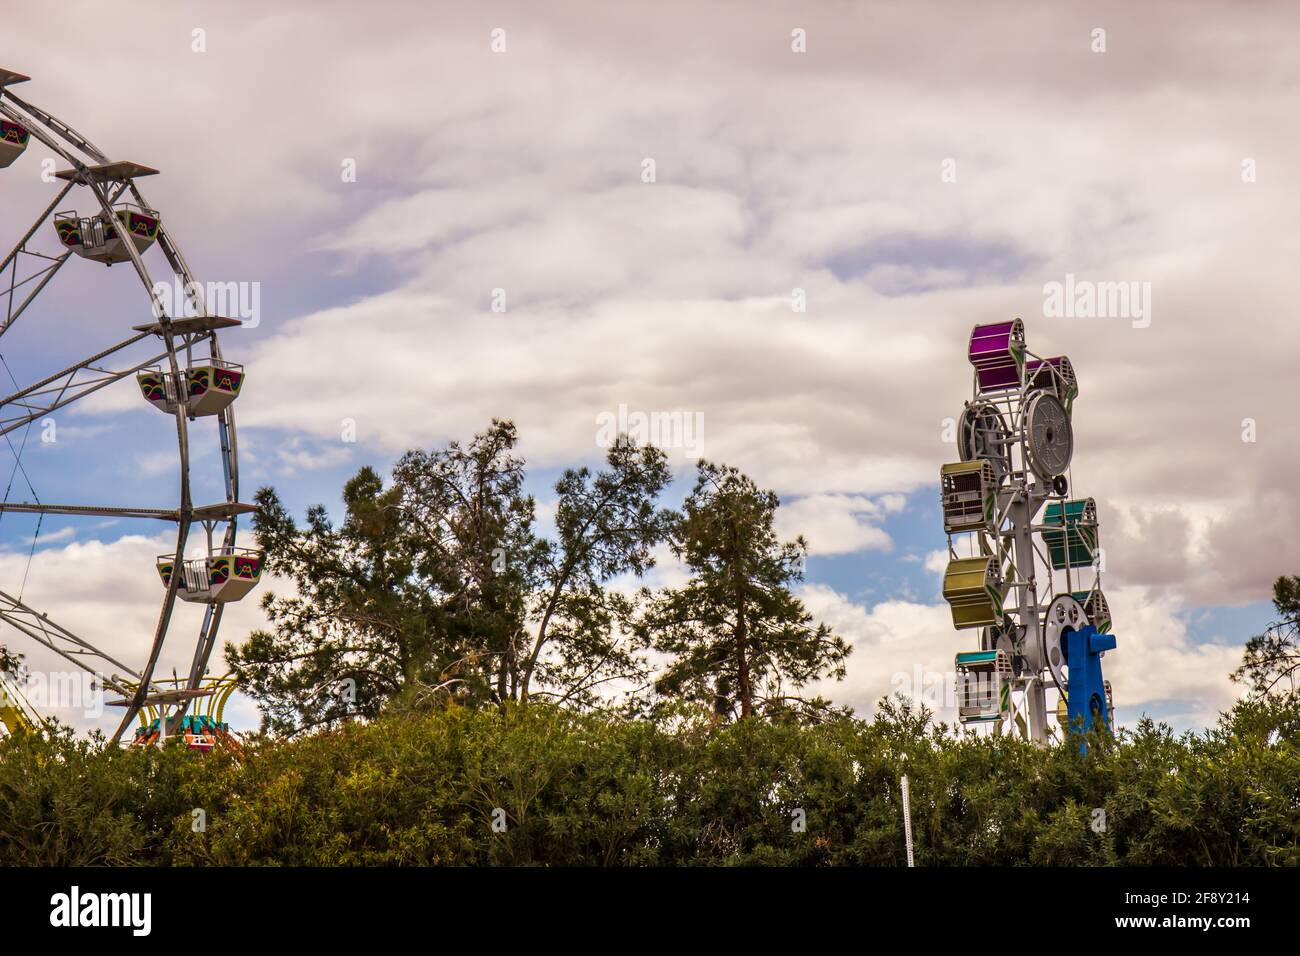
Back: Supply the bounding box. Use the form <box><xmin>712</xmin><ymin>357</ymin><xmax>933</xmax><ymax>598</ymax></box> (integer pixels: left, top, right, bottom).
<box><xmin>0</xmin><ymin>670</ymin><xmax>43</xmax><ymax>737</ymax></box>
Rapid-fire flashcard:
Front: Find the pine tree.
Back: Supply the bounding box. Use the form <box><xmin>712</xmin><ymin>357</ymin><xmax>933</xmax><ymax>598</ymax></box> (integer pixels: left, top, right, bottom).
<box><xmin>1234</xmin><ymin>574</ymin><xmax>1300</xmax><ymax>699</ymax></box>
<box><xmin>636</xmin><ymin>461</ymin><xmax>849</xmax><ymax>721</ymax></box>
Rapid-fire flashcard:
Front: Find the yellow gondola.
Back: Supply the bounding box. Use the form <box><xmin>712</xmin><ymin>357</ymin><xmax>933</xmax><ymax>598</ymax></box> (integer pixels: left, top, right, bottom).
<box><xmin>942</xmin><ymin>554</ymin><xmax>1007</xmax><ymax>630</ymax></box>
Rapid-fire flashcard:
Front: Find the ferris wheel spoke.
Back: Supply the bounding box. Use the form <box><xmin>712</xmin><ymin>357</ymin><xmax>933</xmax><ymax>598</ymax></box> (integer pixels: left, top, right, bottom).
<box><xmin>0</xmin><ymin>182</ymin><xmax>75</xmax><ymax>337</ymax></box>
<box><xmin>110</xmin><ymin>521</ymin><xmax>189</xmax><ymax>743</ymax></box>
<box><xmin>0</xmin><ymin>332</ymin><xmax>167</xmax><ymax>438</ymax></box>
<box><xmin>1</xmin><ymin>87</ymin><xmax>108</xmax><ymax>164</ymax></box>
<box><xmin>0</xmin><ymin>172</ymin><xmax>130</xmax><ymax>339</ymax></box>
<box><xmin>0</xmin><ymin>588</ymin><xmax>138</xmax><ymax>694</ymax></box>
<box><xmin>1</xmin><ymin>250</ymin><xmax>70</xmax><ymax>330</ymax></box>
<box><xmin>0</xmin><ymin>501</ymin><xmax>254</xmax><ymax>522</ymax></box>
<box><xmin>164</xmin><ymin>602</ymin><xmax>225</xmax><ymax>729</ymax></box>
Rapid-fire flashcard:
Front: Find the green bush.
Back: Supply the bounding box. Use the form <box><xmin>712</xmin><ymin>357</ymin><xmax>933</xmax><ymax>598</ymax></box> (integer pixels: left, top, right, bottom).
<box><xmin>1</xmin><ymin>695</ymin><xmax>1296</xmax><ymax>866</ymax></box>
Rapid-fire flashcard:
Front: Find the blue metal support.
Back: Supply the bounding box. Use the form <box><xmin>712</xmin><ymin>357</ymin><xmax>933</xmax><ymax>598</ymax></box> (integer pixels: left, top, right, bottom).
<box><xmin>1066</xmin><ymin>624</ymin><xmax>1116</xmax><ymax>741</ymax></box>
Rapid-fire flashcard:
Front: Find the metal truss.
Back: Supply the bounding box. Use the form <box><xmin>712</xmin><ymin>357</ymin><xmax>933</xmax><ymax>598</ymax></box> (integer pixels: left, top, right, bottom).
<box><xmin>0</xmin><ymin>69</ymin><xmax>247</xmax><ymax>743</ymax></box>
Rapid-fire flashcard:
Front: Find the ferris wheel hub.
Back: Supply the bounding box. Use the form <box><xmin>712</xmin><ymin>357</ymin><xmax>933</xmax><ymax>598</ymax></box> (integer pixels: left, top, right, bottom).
<box><xmin>1024</xmin><ymin>391</ymin><xmax>1074</xmax><ymax>480</ymax></box>
<box><xmin>957</xmin><ymin>401</ymin><xmax>1011</xmax><ymax>479</ymax></box>
<box><xmin>1040</xmin><ymin>592</ymin><xmax>1087</xmax><ymax>685</ymax></box>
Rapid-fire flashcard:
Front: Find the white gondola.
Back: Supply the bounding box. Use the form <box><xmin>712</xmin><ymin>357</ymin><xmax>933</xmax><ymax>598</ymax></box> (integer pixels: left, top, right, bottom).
<box><xmin>0</xmin><ymin>118</ymin><xmax>29</xmax><ymax>169</ymax></box>
<box><xmin>54</xmin><ymin>202</ymin><xmax>160</xmax><ymax>265</ymax></box>
<box><xmin>137</xmin><ymin>360</ymin><xmax>244</xmax><ymax>418</ymax></box>
<box><xmin>156</xmin><ymin>547</ymin><xmax>263</xmax><ymax>604</ymax></box>
<box><xmin>955</xmin><ymin>649</ymin><xmax>1014</xmax><ymax>724</ymax></box>
<box><xmin>940</xmin><ymin>459</ymin><xmax>997</xmax><ymax>534</ymax></box>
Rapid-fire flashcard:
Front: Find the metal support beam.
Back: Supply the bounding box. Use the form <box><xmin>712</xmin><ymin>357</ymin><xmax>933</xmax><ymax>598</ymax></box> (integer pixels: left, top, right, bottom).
<box><xmin>0</xmin><ymin>588</ymin><xmax>138</xmax><ymax>694</ymax></box>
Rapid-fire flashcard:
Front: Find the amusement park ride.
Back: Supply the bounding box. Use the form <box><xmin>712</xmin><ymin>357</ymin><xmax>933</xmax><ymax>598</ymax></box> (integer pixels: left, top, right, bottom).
<box><xmin>940</xmin><ymin>320</ymin><xmax>1118</xmax><ymax>744</ymax></box>
<box><xmin>0</xmin><ymin>68</ymin><xmax>261</xmax><ymax>750</ymax></box>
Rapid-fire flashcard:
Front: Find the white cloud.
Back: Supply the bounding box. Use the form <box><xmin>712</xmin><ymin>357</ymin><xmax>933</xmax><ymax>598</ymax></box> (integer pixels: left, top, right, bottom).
<box><xmin>923</xmin><ymin>550</ymin><xmax>948</xmax><ymax>575</ymax></box>
<box><xmin>133</xmin><ymin>450</ymin><xmax>178</xmax><ymax>478</ymax></box>
<box><xmin>774</xmin><ymin>493</ymin><xmax>895</xmax><ymax>555</ymax></box>
<box><xmin>181</xmin><ymin>0</ymin><xmax>1297</xmax><ymax>606</ymax></box>
<box><xmin>265</xmin><ymin>436</ymin><xmax>355</xmax><ymax>476</ymax></box>
<box><xmin>9</xmin><ymin>4</ymin><xmax>1296</xmax><ymax>584</ymax></box>
<box><xmin>31</xmin><ymin>526</ymin><xmax>75</xmax><ymax>546</ymax></box>
<box><xmin>1103</xmin><ymin>587</ymin><xmax>1242</xmax><ymax>728</ymax></box>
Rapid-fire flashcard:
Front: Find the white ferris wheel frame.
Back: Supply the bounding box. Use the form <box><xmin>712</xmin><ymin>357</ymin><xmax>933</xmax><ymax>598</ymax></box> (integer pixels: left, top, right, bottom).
<box><xmin>0</xmin><ymin>68</ymin><xmax>246</xmax><ymax>744</ymax></box>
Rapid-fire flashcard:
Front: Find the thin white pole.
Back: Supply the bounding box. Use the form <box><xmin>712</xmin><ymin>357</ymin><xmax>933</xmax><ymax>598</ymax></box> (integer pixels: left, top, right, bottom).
<box><xmin>901</xmin><ymin>773</ymin><xmax>915</xmax><ymax>867</ymax></box>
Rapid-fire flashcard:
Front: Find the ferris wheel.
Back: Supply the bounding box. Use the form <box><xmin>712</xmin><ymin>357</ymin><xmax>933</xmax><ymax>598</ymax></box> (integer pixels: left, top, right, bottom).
<box><xmin>939</xmin><ymin>319</ymin><xmax>1119</xmax><ymax>743</ymax></box>
<box><xmin>0</xmin><ymin>67</ymin><xmax>261</xmax><ymax>746</ymax></box>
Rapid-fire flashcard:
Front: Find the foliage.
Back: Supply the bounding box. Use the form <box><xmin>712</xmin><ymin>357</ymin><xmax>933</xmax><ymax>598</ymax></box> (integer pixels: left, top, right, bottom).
<box><xmin>228</xmin><ymin>421</ymin><xmax>672</xmax><ymax>732</ymax></box>
<box><xmin>0</xmin><ymin>725</ymin><xmax>191</xmax><ymax>866</ymax></box>
<box><xmin>2</xmin><ymin>695</ymin><xmax>1295</xmax><ymax>866</ymax></box>
<box><xmin>518</xmin><ymin>436</ymin><xmax>674</xmax><ymax>707</ymax></box>
<box><xmin>636</xmin><ymin>461</ymin><xmax>850</xmax><ymax>720</ymax></box>
<box><xmin>8</xmin><ymin>419</ymin><xmax>1296</xmax><ymax>866</ymax></box>
<box><xmin>1233</xmin><ymin>574</ymin><xmax>1300</xmax><ymax>700</ymax></box>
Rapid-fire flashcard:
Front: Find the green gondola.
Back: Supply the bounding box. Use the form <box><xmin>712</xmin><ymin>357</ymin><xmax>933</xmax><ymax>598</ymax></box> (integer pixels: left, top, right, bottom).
<box><xmin>1042</xmin><ymin>497</ymin><xmax>1098</xmax><ymax>570</ymax></box>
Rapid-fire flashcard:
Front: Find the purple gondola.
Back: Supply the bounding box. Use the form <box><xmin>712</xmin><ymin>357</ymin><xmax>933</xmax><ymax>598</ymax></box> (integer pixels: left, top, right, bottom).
<box><xmin>1025</xmin><ymin>355</ymin><xmax>1078</xmax><ymax>404</ymax></box>
<box><xmin>968</xmin><ymin>319</ymin><xmax>1025</xmax><ymax>393</ymax></box>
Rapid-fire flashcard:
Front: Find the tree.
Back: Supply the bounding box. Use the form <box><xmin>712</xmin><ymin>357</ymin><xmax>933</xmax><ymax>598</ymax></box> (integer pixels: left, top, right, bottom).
<box><xmin>519</xmin><ymin>437</ymin><xmax>674</xmax><ymax>708</ymax></box>
<box><xmin>1233</xmin><ymin>574</ymin><xmax>1300</xmax><ymax>699</ymax></box>
<box><xmin>226</xmin><ymin>455</ymin><xmax>496</xmax><ymax>734</ymax></box>
<box><xmin>387</xmin><ymin>421</ymin><xmax>545</xmax><ymax>710</ymax></box>
<box><xmin>227</xmin><ymin>420</ymin><xmax>672</xmax><ymax>733</ymax></box>
<box><xmin>635</xmin><ymin>461</ymin><xmax>850</xmax><ymax>721</ymax></box>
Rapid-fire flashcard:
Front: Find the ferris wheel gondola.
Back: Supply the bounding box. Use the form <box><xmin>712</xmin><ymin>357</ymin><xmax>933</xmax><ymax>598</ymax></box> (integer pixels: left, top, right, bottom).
<box><xmin>0</xmin><ymin>119</ymin><xmax>29</xmax><ymax>169</ymax></box>
<box><xmin>0</xmin><ymin>66</ymin><xmax>260</xmax><ymax>746</ymax></box>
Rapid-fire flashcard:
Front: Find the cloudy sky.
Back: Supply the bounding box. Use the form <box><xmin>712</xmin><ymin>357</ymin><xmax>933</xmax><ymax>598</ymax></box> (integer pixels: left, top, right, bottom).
<box><xmin>1</xmin><ymin>0</ymin><xmax>1296</xmax><ymax>735</ymax></box>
